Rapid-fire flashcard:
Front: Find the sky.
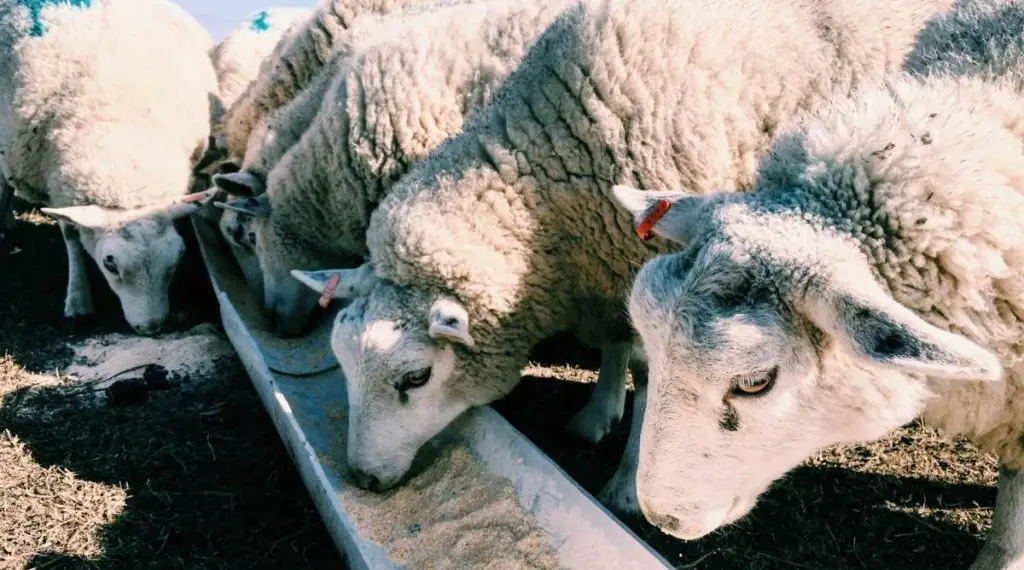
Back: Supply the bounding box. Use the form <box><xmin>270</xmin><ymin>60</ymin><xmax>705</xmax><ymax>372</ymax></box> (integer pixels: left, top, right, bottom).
<box><xmin>174</xmin><ymin>0</ymin><xmax>318</xmax><ymax>41</ymax></box>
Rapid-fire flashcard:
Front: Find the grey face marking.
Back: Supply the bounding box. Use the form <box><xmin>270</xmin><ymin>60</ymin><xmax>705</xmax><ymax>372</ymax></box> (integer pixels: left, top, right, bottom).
<box><xmin>61</xmin><ymin>223</ymin><xmax>80</xmax><ymax>240</ymax></box>
<box><xmin>718</xmin><ymin>400</ymin><xmax>739</xmax><ymax>432</ymax></box>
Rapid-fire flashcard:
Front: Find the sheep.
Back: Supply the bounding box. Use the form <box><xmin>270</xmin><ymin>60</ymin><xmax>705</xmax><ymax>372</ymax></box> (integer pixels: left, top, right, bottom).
<box><xmin>210</xmin><ymin>7</ymin><xmax>312</xmax><ymax>117</ymax></box>
<box><xmin>195</xmin><ymin>0</ymin><xmax>440</xmax><ymax>289</ymax></box>
<box><xmin>216</xmin><ymin>0</ymin><xmax>650</xmax><ymax>463</ymax></box>
<box><xmin>286</xmin><ymin>0</ymin><xmax>956</xmax><ymax>516</ymax></box>
<box><xmin>214</xmin><ymin>0</ymin><xmax>573</xmax><ymax>338</ymax></box>
<box><xmin>202</xmin><ymin>0</ymin><xmax>488</xmax><ymax>285</ymax></box>
<box><xmin>610</xmin><ymin>68</ymin><xmax>1024</xmax><ymax>570</ymax></box>
<box><xmin>0</xmin><ymin>0</ymin><xmax>220</xmax><ymax>335</ymax></box>
<box><xmin>202</xmin><ymin>45</ymin><xmax>344</xmax><ymax>300</ymax></box>
<box><xmin>213</xmin><ymin>0</ymin><xmax>439</xmax><ymax>171</ymax></box>
<box><xmin>213</xmin><ymin>67</ymin><xmax>338</xmax><ymax>299</ymax></box>
<box><xmin>189</xmin><ymin>6</ymin><xmax>312</xmax><ymax>194</ymax></box>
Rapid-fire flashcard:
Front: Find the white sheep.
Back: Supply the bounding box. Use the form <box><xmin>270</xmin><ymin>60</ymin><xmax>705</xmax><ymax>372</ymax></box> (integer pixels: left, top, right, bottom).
<box><xmin>210</xmin><ymin>26</ymin><xmax>400</xmax><ymax>305</ymax></box>
<box><xmin>189</xmin><ymin>5</ymin><xmax>312</xmax><ymax>192</ymax></box>
<box><xmin>287</xmin><ymin>0</ymin><xmax>955</xmax><ymax>516</ymax></box>
<box><xmin>210</xmin><ymin>7</ymin><xmax>312</xmax><ymax>118</ymax></box>
<box><xmin>611</xmin><ymin>69</ymin><xmax>1024</xmax><ymax>570</ymax></box>
<box><xmin>206</xmin><ymin>34</ymin><xmax>344</xmax><ymax>301</ymax></box>
<box><xmin>215</xmin><ymin>0</ymin><xmax>572</xmax><ymax>337</ymax></box>
<box><xmin>200</xmin><ymin>14</ymin><xmax>335</xmax><ymax>298</ymax></box>
<box><xmin>214</xmin><ymin>0</ymin><xmax>437</xmax><ymax>168</ymax></box>
<box><xmin>0</xmin><ymin>0</ymin><xmax>220</xmax><ymax>335</ymax></box>
<box><xmin>196</xmin><ymin>0</ymin><xmax>435</xmax><ymax>290</ymax></box>
<box><xmin>202</xmin><ymin>0</ymin><xmax>487</xmax><ymax>288</ymax></box>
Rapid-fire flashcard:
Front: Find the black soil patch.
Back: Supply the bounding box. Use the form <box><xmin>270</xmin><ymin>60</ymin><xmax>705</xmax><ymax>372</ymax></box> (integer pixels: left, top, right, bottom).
<box><xmin>0</xmin><ymin>198</ymin><xmax>345</xmax><ymax>569</ymax></box>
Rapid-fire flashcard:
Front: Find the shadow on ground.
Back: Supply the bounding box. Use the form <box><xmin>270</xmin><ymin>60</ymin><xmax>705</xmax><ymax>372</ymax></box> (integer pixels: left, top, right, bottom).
<box><xmin>0</xmin><ymin>198</ymin><xmax>345</xmax><ymax>570</ymax></box>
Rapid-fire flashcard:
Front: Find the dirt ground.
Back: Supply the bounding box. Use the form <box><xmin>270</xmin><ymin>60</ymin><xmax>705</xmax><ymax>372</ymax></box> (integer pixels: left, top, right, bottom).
<box><xmin>0</xmin><ymin>199</ymin><xmax>343</xmax><ymax>570</ymax></box>
<box><xmin>0</xmin><ymin>196</ymin><xmax>1000</xmax><ymax>570</ymax></box>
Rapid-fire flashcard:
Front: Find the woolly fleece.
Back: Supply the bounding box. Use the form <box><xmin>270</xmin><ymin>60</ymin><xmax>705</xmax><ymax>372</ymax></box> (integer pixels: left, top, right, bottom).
<box><xmin>904</xmin><ymin>0</ymin><xmax>1024</xmax><ymax>85</ymax></box>
<box><xmin>240</xmin><ymin>0</ymin><xmax>579</xmax><ymax>333</ymax></box>
<box><xmin>210</xmin><ymin>7</ymin><xmax>311</xmax><ymax>119</ymax></box>
<box><xmin>359</xmin><ymin>0</ymin><xmax>956</xmax><ymax>402</ymax></box>
<box><xmin>216</xmin><ymin>0</ymin><xmax>433</xmax><ymax>163</ymax></box>
<box><xmin>0</xmin><ymin>0</ymin><xmax>219</xmax><ymax>209</ymax></box>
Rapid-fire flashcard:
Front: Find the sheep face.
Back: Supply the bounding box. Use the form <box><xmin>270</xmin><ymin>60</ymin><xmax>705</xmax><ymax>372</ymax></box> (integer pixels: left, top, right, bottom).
<box><xmin>255</xmin><ymin>217</ymin><xmax>327</xmax><ymax>336</ymax></box>
<box><xmin>620</xmin><ymin>192</ymin><xmax>1002</xmax><ymax>541</ymax></box>
<box><xmin>329</xmin><ymin>283</ymin><xmax>477</xmax><ymax>491</ymax></box>
<box><xmin>216</xmin><ymin>208</ymin><xmax>265</xmax><ymax>305</ymax></box>
<box><xmin>290</xmin><ymin>266</ymin><xmax>480</xmax><ymax>491</ymax></box>
<box><xmin>215</xmin><ymin>175</ymin><xmax>323</xmax><ymax>336</ymax></box>
<box><xmin>41</xmin><ymin>204</ymin><xmax>191</xmax><ymax>336</ymax></box>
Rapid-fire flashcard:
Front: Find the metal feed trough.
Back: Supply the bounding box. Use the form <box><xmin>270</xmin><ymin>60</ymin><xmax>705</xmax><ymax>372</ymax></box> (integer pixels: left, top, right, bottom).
<box><xmin>190</xmin><ymin>216</ymin><xmax>672</xmax><ymax>569</ymax></box>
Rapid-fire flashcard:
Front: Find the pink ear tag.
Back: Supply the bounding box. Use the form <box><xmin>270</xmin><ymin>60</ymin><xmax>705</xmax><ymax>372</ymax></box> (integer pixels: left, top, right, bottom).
<box><xmin>319</xmin><ymin>274</ymin><xmax>341</xmax><ymax>308</ymax></box>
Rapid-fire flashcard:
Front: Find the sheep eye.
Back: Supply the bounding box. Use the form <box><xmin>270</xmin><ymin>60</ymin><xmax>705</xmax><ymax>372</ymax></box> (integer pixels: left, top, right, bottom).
<box><xmin>730</xmin><ymin>366</ymin><xmax>778</xmax><ymax>396</ymax></box>
<box><xmin>398</xmin><ymin>368</ymin><xmax>431</xmax><ymax>391</ymax></box>
<box><xmin>102</xmin><ymin>255</ymin><xmax>119</xmax><ymax>275</ymax></box>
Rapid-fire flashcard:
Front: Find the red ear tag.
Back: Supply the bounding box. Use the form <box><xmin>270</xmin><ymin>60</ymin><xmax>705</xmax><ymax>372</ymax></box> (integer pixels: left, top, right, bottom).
<box><xmin>180</xmin><ymin>187</ymin><xmax>218</xmax><ymax>203</ymax></box>
<box><xmin>636</xmin><ymin>199</ymin><xmax>672</xmax><ymax>241</ymax></box>
<box><xmin>319</xmin><ymin>274</ymin><xmax>341</xmax><ymax>308</ymax></box>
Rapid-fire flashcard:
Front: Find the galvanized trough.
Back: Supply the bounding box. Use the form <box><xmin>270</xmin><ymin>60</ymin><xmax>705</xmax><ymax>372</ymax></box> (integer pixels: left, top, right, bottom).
<box><xmin>190</xmin><ymin>215</ymin><xmax>673</xmax><ymax>569</ymax></box>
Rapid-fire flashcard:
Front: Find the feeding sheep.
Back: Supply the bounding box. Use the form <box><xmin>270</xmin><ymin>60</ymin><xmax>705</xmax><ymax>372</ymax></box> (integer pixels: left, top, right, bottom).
<box><xmin>611</xmin><ymin>68</ymin><xmax>1024</xmax><ymax>570</ymax></box>
<box><xmin>196</xmin><ymin>0</ymin><xmax>452</xmax><ymax>297</ymax></box>
<box><xmin>289</xmin><ymin>0</ymin><xmax>954</xmax><ymax>516</ymax></box>
<box><xmin>607</xmin><ymin>2</ymin><xmax>1024</xmax><ymax>568</ymax></box>
<box><xmin>215</xmin><ymin>0</ymin><xmax>573</xmax><ymax>338</ymax></box>
<box><xmin>0</xmin><ymin>0</ymin><xmax>220</xmax><ymax>335</ymax></box>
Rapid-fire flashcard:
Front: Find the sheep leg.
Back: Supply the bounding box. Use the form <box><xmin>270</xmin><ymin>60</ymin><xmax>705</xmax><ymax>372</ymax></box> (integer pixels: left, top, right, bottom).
<box><xmin>970</xmin><ymin>465</ymin><xmax>1024</xmax><ymax>570</ymax></box>
<box><xmin>59</xmin><ymin>221</ymin><xmax>95</xmax><ymax>319</ymax></box>
<box><xmin>596</xmin><ymin>354</ymin><xmax>647</xmax><ymax>517</ymax></box>
<box><xmin>0</xmin><ymin>175</ymin><xmax>14</xmax><ymax>242</ymax></box>
<box><xmin>566</xmin><ymin>341</ymin><xmax>631</xmax><ymax>443</ymax></box>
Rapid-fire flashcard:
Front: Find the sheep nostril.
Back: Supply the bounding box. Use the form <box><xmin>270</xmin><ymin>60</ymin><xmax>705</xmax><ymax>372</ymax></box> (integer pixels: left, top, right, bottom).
<box><xmin>648</xmin><ymin>512</ymin><xmax>682</xmax><ymax>533</ymax></box>
<box><xmin>349</xmin><ymin>467</ymin><xmax>382</xmax><ymax>492</ymax></box>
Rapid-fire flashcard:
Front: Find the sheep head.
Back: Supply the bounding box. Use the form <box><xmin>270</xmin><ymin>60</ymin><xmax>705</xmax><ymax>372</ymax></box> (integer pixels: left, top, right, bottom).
<box><xmin>616</xmin><ymin>185</ymin><xmax>1002</xmax><ymax>542</ymax></box>
<box><xmin>291</xmin><ymin>263</ymin><xmax>484</xmax><ymax>492</ymax></box>
<box><xmin>39</xmin><ymin>190</ymin><xmax>216</xmax><ymax>335</ymax></box>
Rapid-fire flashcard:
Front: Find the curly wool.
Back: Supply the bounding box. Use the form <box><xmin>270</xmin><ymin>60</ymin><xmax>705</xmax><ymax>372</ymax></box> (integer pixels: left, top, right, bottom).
<box><xmin>253</xmin><ymin>0</ymin><xmax>577</xmax><ymax>287</ymax></box>
<box><xmin>0</xmin><ymin>0</ymin><xmax>219</xmax><ymax>209</ymax></box>
<box><xmin>363</xmin><ymin>0</ymin><xmax>956</xmax><ymax>397</ymax></box>
<box><xmin>216</xmin><ymin>0</ymin><xmax>439</xmax><ymax>163</ymax></box>
<box><xmin>698</xmin><ymin>73</ymin><xmax>1024</xmax><ymax>464</ymax></box>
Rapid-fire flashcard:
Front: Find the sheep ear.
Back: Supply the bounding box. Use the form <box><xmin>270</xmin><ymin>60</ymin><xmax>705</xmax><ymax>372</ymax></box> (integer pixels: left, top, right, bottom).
<box><xmin>217</xmin><ymin>160</ymin><xmax>242</xmax><ymax>174</ymax></box>
<box><xmin>213</xmin><ymin>171</ymin><xmax>265</xmax><ymax>196</ymax></box>
<box><xmin>803</xmin><ymin>280</ymin><xmax>1003</xmax><ymax>382</ymax></box>
<box><xmin>215</xmin><ymin>195</ymin><xmax>272</xmax><ymax>218</ymax></box>
<box><xmin>40</xmin><ymin>205</ymin><xmax>114</xmax><ymax>230</ymax></box>
<box><xmin>610</xmin><ymin>185</ymin><xmax>714</xmax><ymax>244</ymax></box>
<box><xmin>290</xmin><ymin>264</ymin><xmax>378</xmax><ymax>302</ymax></box>
<box><xmin>428</xmin><ymin>299</ymin><xmax>474</xmax><ymax>348</ymax></box>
